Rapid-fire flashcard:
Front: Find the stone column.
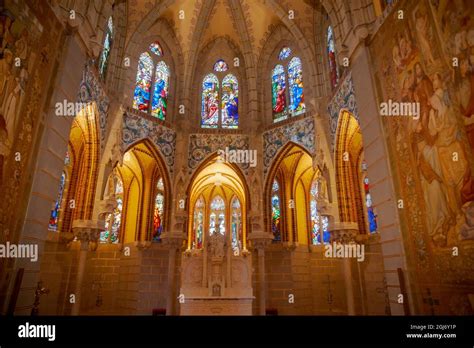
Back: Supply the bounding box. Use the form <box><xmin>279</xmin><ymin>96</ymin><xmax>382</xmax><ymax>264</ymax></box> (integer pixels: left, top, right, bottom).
<box><xmin>248</xmin><ymin>232</ymin><xmax>272</xmax><ymax>316</ymax></box>
<box><xmin>162</xmin><ymin>233</ymin><xmax>185</xmax><ymax>315</ymax></box>
<box><xmin>329</xmin><ymin>222</ymin><xmax>360</xmax><ymax>316</ymax></box>
<box><xmin>71</xmin><ymin>220</ymin><xmax>102</xmax><ymax>315</ymax></box>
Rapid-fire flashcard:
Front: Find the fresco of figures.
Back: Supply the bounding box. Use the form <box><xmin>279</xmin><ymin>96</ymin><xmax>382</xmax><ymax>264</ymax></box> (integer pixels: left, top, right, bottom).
<box><xmin>370</xmin><ymin>0</ymin><xmax>474</xmax><ymax>256</ymax></box>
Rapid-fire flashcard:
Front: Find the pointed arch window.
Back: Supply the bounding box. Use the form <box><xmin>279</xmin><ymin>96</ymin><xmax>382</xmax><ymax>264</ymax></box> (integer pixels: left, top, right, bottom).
<box><xmin>209</xmin><ymin>196</ymin><xmax>225</xmax><ymax>235</ymax></box>
<box><xmin>48</xmin><ymin>171</ymin><xmax>66</xmax><ymax>231</ymax></box>
<box><xmin>192</xmin><ymin>196</ymin><xmax>205</xmax><ymax>249</ymax></box>
<box><xmin>309</xmin><ymin>178</ymin><xmax>330</xmax><ymax>245</ymax></box>
<box><xmin>100</xmin><ymin>177</ymin><xmax>123</xmax><ymax>243</ymax></box>
<box><xmin>272</xmin><ymin>47</ymin><xmax>306</xmax><ymax>123</ymax></box>
<box><xmin>231</xmin><ymin>196</ymin><xmax>242</xmax><ymax>253</ymax></box>
<box><xmin>153</xmin><ymin>177</ymin><xmax>165</xmax><ymax>242</ymax></box>
<box><xmin>98</xmin><ymin>16</ymin><xmax>114</xmax><ymax>79</ymax></box>
<box><xmin>132</xmin><ymin>41</ymin><xmax>169</xmax><ymax>120</ymax></box>
<box><xmin>327</xmin><ymin>25</ymin><xmax>340</xmax><ymax>90</ymax></box>
<box><xmin>271</xmin><ymin>180</ymin><xmax>282</xmax><ymax>241</ymax></box>
<box><xmin>201</xmin><ymin>60</ymin><xmax>239</xmax><ymax>129</ymax></box>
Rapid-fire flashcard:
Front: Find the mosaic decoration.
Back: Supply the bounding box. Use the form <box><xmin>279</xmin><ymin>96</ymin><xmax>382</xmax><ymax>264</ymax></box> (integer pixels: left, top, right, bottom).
<box><xmin>278</xmin><ymin>47</ymin><xmax>292</xmax><ymax>60</ymax></box>
<box><xmin>122</xmin><ymin>110</ymin><xmax>176</xmax><ymax>173</ymax></box>
<box><xmin>213</xmin><ymin>59</ymin><xmax>229</xmax><ymax>72</ymax></box>
<box><xmin>221</xmin><ymin>74</ymin><xmax>239</xmax><ymax>129</ymax></box>
<box><xmin>327</xmin><ymin>72</ymin><xmax>359</xmax><ymax>151</ymax></box>
<box><xmin>77</xmin><ymin>61</ymin><xmax>110</xmax><ymax>152</ymax></box>
<box><xmin>188</xmin><ymin>134</ymin><xmax>250</xmax><ymax>171</ymax></box>
<box><xmin>263</xmin><ymin>117</ymin><xmax>314</xmax><ymax>174</ymax></box>
<box><xmin>288</xmin><ymin>57</ymin><xmax>306</xmax><ymax>116</ymax></box>
<box><xmin>151</xmin><ymin>61</ymin><xmax>169</xmax><ymax>120</ymax></box>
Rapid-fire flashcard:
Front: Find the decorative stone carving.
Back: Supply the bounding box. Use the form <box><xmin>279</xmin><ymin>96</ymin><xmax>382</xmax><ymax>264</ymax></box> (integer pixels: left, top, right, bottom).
<box><xmin>208</xmin><ymin>233</ymin><xmax>225</xmax><ymax>260</ymax></box>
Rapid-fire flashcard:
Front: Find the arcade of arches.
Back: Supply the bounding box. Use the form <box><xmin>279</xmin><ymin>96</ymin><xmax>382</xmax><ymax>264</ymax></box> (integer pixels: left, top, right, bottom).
<box><xmin>0</xmin><ymin>0</ymin><xmax>473</xmax><ymax>315</ymax></box>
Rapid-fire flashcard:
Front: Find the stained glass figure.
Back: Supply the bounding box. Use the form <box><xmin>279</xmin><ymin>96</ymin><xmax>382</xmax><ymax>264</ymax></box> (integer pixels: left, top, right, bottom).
<box><xmin>149</xmin><ymin>41</ymin><xmax>163</xmax><ymax>56</ymax></box>
<box><xmin>133</xmin><ymin>53</ymin><xmax>153</xmax><ymax>112</ymax></box>
<box><xmin>201</xmin><ymin>73</ymin><xmax>219</xmax><ymax>128</ymax></box>
<box><xmin>153</xmin><ymin>177</ymin><xmax>165</xmax><ymax>242</ymax></box>
<box><xmin>210</xmin><ymin>196</ymin><xmax>225</xmax><ymax>235</ymax></box>
<box><xmin>272</xmin><ymin>64</ymin><xmax>288</xmax><ymax>122</ymax></box>
<box><xmin>231</xmin><ymin>197</ymin><xmax>242</xmax><ymax>253</ymax></box>
<box><xmin>327</xmin><ymin>26</ymin><xmax>339</xmax><ymax>89</ymax></box>
<box><xmin>221</xmin><ymin>74</ymin><xmax>239</xmax><ymax>129</ymax></box>
<box><xmin>100</xmin><ymin>176</ymin><xmax>123</xmax><ymax>243</ymax></box>
<box><xmin>99</xmin><ymin>16</ymin><xmax>113</xmax><ymax>79</ymax></box>
<box><xmin>151</xmin><ymin>61</ymin><xmax>169</xmax><ymax>120</ymax></box>
<box><xmin>310</xmin><ymin>178</ymin><xmax>330</xmax><ymax>245</ymax></box>
<box><xmin>48</xmin><ymin>172</ymin><xmax>66</xmax><ymax>231</ymax></box>
<box><xmin>278</xmin><ymin>47</ymin><xmax>292</xmax><ymax>60</ymax></box>
<box><xmin>288</xmin><ymin>57</ymin><xmax>306</xmax><ymax>116</ymax></box>
<box><xmin>213</xmin><ymin>59</ymin><xmax>229</xmax><ymax>72</ymax></box>
<box><xmin>362</xmin><ymin>162</ymin><xmax>377</xmax><ymax>233</ymax></box>
<box><xmin>271</xmin><ymin>180</ymin><xmax>281</xmax><ymax>241</ymax></box>
<box><xmin>193</xmin><ymin>197</ymin><xmax>204</xmax><ymax>249</ymax></box>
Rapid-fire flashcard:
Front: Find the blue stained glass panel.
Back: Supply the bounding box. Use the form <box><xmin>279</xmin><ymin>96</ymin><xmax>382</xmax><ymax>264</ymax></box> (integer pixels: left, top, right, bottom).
<box><xmin>221</xmin><ymin>74</ymin><xmax>238</xmax><ymax>129</ymax></box>
<box><xmin>133</xmin><ymin>53</ymin><xmax>153</xmax><ymax>112</ymax></box>
<box><xmin>151</xmin><ymin>61</ymin><xmax>169</xmax><ymax>120</ymax></box>
<box><xmin>288</xmin><ymin>57</ymin><xmax>306</xmax><ymax>116</ymax></box>
<box><xmin>201</xmin><ymin>74</ymin><xmax>219</xmax><ymax>128</ymax></box>
<box><xmin>272</xmin><ymin>64</ymin><xmax>287</xmax><ymax>122</ymax></box>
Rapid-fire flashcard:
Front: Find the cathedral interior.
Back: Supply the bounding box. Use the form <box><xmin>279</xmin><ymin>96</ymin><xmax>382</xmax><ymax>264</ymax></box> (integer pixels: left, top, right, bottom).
<box><xmin>0</xmin><ymin>0</ymin><xmax>474</xmax><ymax>316</ymax></box>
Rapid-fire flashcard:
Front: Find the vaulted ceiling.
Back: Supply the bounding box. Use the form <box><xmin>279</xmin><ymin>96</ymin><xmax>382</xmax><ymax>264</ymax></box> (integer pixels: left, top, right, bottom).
<box><xmin>125</xmin><ymin>0</ymin><xmax>323</xmax><ymax>60</ymax></box>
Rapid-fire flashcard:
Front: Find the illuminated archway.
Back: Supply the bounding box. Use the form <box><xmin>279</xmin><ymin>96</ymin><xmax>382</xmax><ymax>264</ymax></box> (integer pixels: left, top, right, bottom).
<box><xmin>186</xmin><ymin>155</ymin><xmax>249</xmax><ymax>252</ymax></box>
<box><xmin>335</xmin><ymin>110</ymin><xmax>377</xmax><ymax>234</ymax></box>
<box><xmin>265</xmin><ymin>142</ymin><xmax>326</xmax><ymax>245</ymax></box>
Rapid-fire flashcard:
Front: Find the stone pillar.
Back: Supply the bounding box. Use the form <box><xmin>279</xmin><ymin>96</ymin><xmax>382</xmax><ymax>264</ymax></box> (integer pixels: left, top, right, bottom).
<box><xmin>329</xmin><ymin>222</ymin><xmax>360</xmax><ymax>316</ymax></box>
<box><xmin>162</xmin><ymin>233</ymin><xmax>185</xmax><ymax>315</ymax></box>
<box><xmin>71</xmin><ymin>220</ymin><xmax>102</xmax><ymax>315</ymax></box>
<box><xmin>248</xmin><ymin>232</ymin><xmax>272</xmax><ymax>316</ymax></box>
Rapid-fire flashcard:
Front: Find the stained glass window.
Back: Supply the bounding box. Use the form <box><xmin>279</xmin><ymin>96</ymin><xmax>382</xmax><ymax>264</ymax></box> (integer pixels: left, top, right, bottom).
<box><xmin>153</xmin><ymin>178</ymin><xmax>165</xmax><ymax>242</ymax></box>
<box><xmin>279</xmin><ymin>47</ymin><xmax>292</xmax><ymax>60</ymax></box>
<box><xmin>149</xmin><ymin>41</ymin><xmax>163</xmax><ymax>56</ymax></box>
<box><xmin>362</xmin><ymin>162</ymin><xmax>378</xmax><ymax>233</ymax></box>
<box><xmin>99</xmin><ymin>16</ymin><xmax>113</xmax><ymax>79</ymax></box>
<box><xmin>271</xmin><ymin>180</ymin><xmax>281</xmax><ymax>241</ymax></box>
<box><xmin>100</xmin><ymin>176</ymin><xmax>123</xmax><ymax>243</ymax></box>
<box><xmin>310</xmin><ymin>178</ymin><xmax>330</xmax><ymax>245</ymax></box>
<box><xmin>213</xmin><ymin>59</ymin><xmax>228</xmax><ymax>72</ymax></box>
<box><xmin>272</xmin><ymin>64</ymin><xmax>287</xmax><ymax>122</ymax></box>
<box><xmin>133</xmin><ymin>53</ymin><xmax>153</xmax><ymax>112</ymax></box>
<box><xmin>192</xmin><ymin>197</ymin><xmax>204</xmax><ymax>249</ymax></box>
<box><xmin>210</xmin><ymin>196</ymin><xmax>225</xmax><ymax>235</ymax></box>
<box><xmin>221</xmin><ymin>74</ymin><xmax>239</xmax><ymax>129</ymax></box>
<box><xmin>288</xmin><ymin>57</ymin><xmax>306</xmax><ymax>116</ymax></box>
<box><xmin>48</xmin><ymin>172</ymin><xmax>66</xmax><ymax>231</ymax></box>
<box><xmin>151</xmin><ymin>61</ymin><xmax>169</xmax><ymax>120</ymax></box>
<box><xmin>201</xmin><ymin>73</ymin><xmax>219</xmax><ymax>128</ymax></box>
<box><xmin>231</xmin><ymin>197</ymin><xmax>242</xmax><ymax>253</ymax></box>
<box><xmin>327</xmin><ymin>26</ymin><xmax>339</xmax><ymax>89</ymax></box>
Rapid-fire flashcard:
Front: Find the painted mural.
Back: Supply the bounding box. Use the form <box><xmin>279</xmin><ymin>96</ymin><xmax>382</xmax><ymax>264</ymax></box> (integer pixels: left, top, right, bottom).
<box><xmin>0</xmin><ymin>2</ymin><xmax>63</xmax><ymax>241</ymax></box>
<box><xmin>369</xmin><ymin>0</ymin><xmax>474</xmax><ymax>314</ymax></box>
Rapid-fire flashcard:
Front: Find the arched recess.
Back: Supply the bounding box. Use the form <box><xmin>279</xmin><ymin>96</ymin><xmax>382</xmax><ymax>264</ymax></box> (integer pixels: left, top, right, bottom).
<box><xmin>117</xmin><ymin>139</ymin><xmax>171</xmax><ymax>243</ymax></box>
<box><xmin>55</xmin><ymin>102</ymin><xmax>101</xmax><ymax>235</ymax></box>
<box><xmin>265</xmin><ymin>142</ymin><xmax>328</xmax><ymax>245</ymax></box>
<box><xmin>335</xmin><ymin>110</ymin><xmax>377</xmax><ymax>235</ymax></box>
<box><xmin>186</xmin><ymin>153</ymin><xmax>250</xmax><ymax>253</ymax></box>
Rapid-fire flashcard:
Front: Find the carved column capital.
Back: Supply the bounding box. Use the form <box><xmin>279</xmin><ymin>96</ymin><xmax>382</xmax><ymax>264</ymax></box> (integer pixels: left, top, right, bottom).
<box><xmin>161</xmin><ymin>233</ymin><xmax>186</xmax><ymax>251</ymax></box>
<box><xmin>71</xmin><ymin>219</ymin><xmax>104</xmax><ymax>251</ymax></box>
<box><xmin>248</xmin><ymin>232</ymin><xmax>273</xmax><ymax>251</ymax></box>
<box><xmin>329</xmin><ymin>221</ymin><xmax>364</xmax><ymax>244</ymax></box>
